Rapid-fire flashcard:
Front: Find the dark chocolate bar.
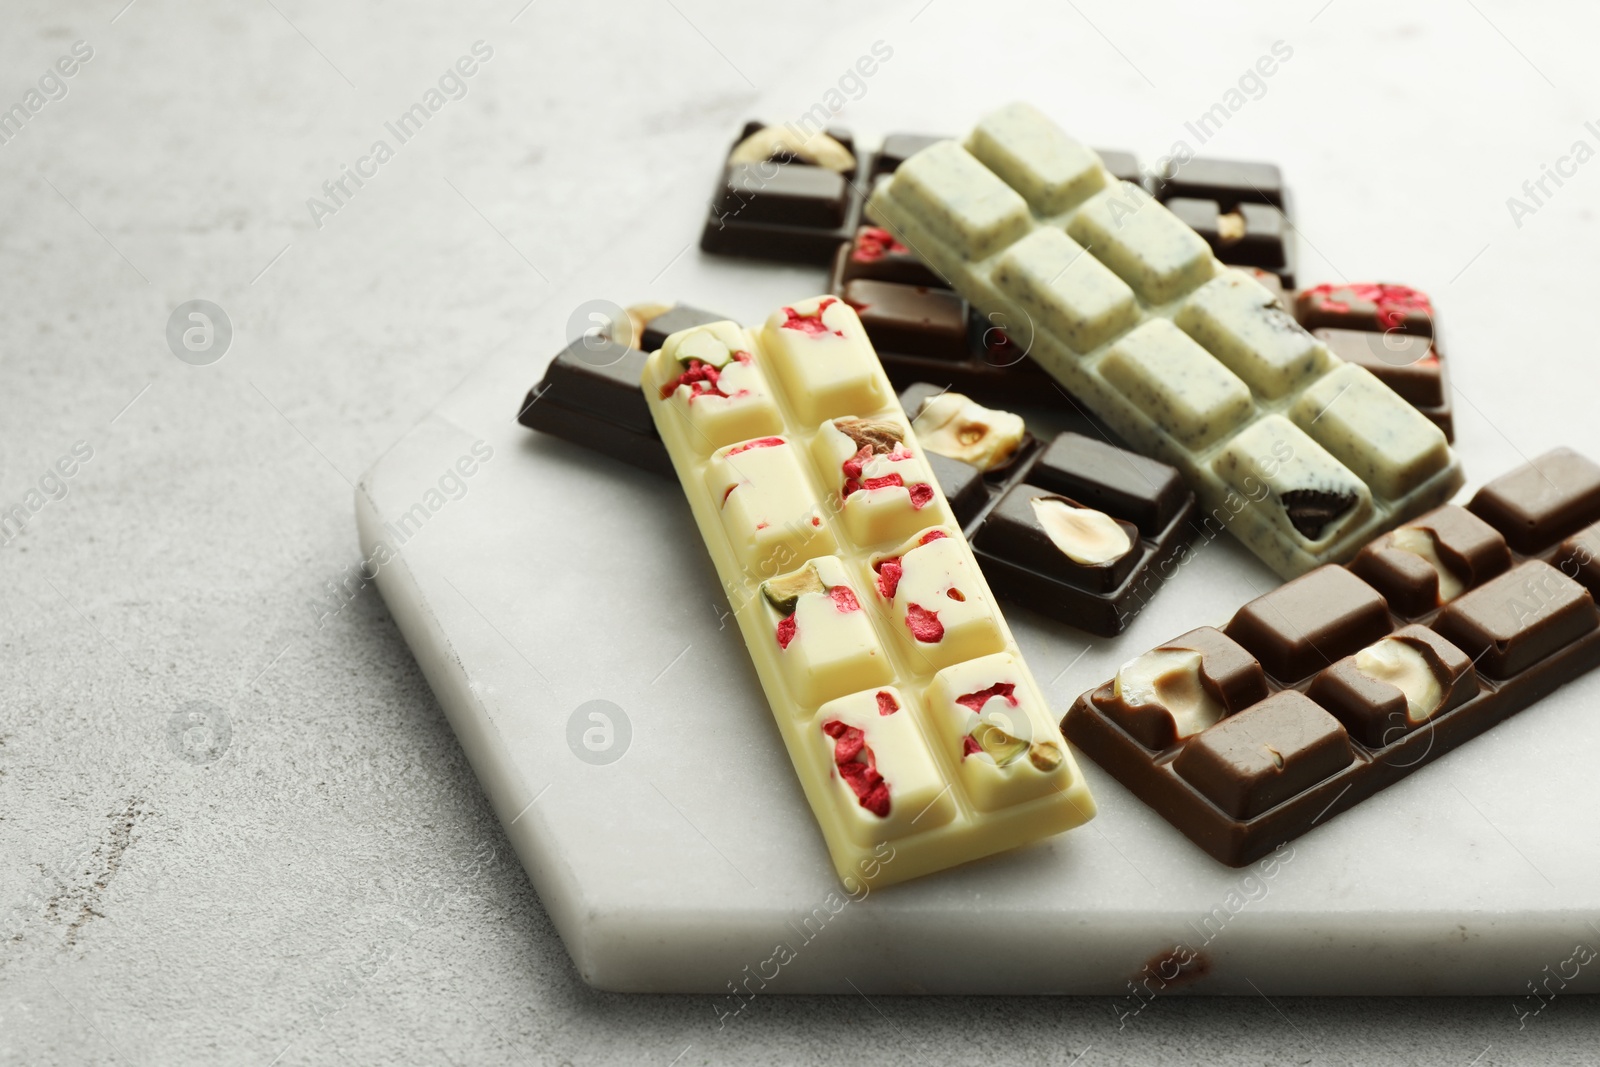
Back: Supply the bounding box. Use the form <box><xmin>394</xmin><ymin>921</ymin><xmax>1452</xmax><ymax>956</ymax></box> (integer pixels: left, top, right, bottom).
<box><xmin>518</xmin><ymin>305</ymin><xmax>728</xmax><ymax>476</ymax></box>
<box><xmin>900</xmin><ymin>383</ymin><xmax>1196</xmax><ymax>636</ymax></box>
<box><xmin>700</xmin><ymin>121</ymin><xmax>867</xmax><ymax>265</ymax></box>
<box><xmin>1293</xmin><ymin>283</ymin><xmax>1454</xmax><ymax>442</ymax></box>
<box><xmin>1063</xmin><ymin>447</ymin><xmax>1600</xmax><ymax>866</ymax></box>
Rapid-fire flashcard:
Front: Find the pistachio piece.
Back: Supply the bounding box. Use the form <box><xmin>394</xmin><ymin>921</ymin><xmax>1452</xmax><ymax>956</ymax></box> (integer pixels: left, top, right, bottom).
<box><xmin>1030</xmin><ymin>497</ymin><xmax>1131</xmax><ymax>565</ymax></box>
<box><xmin>1114</xmin><ymin>648</ymin><xmax>1224</xmax><ymax>739</ymax></box>
<box><xmin>760</xmin><ymin>562</ymin><xmax>825</xmax><ymax>615</ymax></box>
<box><xmin>913</xmin><ymin>392</ymin><xmax>1026</xmax><ymax>471</ymax></box>
<box><xmin>669</xmin><ymin>321</ymin><xmax>748</xmax><ymax>369</ymax></box>
<box><xmin>1355</xmin><ymin>637</ymin><xmax>1444</xmax><ymax>723</ymax></box>
<box><xmin>1390</xmin><ymin>526</ymin><xmax>1465</xmax><ymax>602</ymax></box>
<box><xmin>728</xmin><ymin>125</ymin><xmax>855</xmax><ymax>174</ymax></box>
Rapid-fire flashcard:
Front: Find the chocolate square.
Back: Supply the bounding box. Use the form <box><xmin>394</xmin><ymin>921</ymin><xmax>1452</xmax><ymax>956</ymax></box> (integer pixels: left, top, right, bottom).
<box><xmin>871</xmin><ymin>133</ymin><xmax>945</xmax><ymax>178</ymax></box>
<box><xmin>1096</xmin><ymin>148</ymin><xmax>1143</xmax><ymax>185</ymax></box>
<box><xmin>1349</xmin><ymin>506</ymin><xmax>1512</xmax><ymax>618</ymax></box>
<box><xmin>640</xmin><ymin>305</ymin><xmax>729</xmax><ymax>353</ymax></box>
<box><xmin>1028</xmin><ymin>432</ymin><xmax>1188</xmax><ymax>536</ymax></box>
<box><xmin>1306</xmin><ymin>625</ymin><xmax>1478</xmax><ymax>748</ymax></box>
<box><xmin>527</xmin><ymin>338</ymin><xmax>653</xmax><ymax>433</ymax></box>
<box><xmin>1172</xmin><ymin>691</ymin><xmax>1353</xmax><ymax>819</ymax></box>
<box><xmin>1164</xmin><ymin>198</ymin><xmax>1288</xmax><ymax>271</ymax></box>
<box><xmin>974</xmin><ymin>484</ymin><xmax>1144</xmax><ymax>594</ymax></box>
<box><xmin>1433</xmin><ymin>560</ymin><xmax>1597</xmax><ymax>680</ymax></box>
<box><xmin>1557</xmin><ymin>519</ymin><xmax>1600</xmax><ymax>598</ymax></box>
<box><xmin>843</xmin><ymin>280</ymin><xmax>969</xmax><ymax>360</ymax></box>
<box><xmin>1224</xmin><ymin>566</ymin><xmax>1393</xmax><ymax>682</ymax></box>
<box><xmin>832</xmin><ymin>226</ymin><xmax>945</xmax><ymax>289</ymax></box>
<box><xmin>1314</xmin><ymin>328</ymin><xmax>1444</xmax><ymax>407</ymax></box>
<box><xmin>716</xmin><ymin>162</ymin><xmax>849</xmax><ymax>229</ymax></box>
<box><xmin>1293</xmin><ymin>283</ymin><xmax>1435</xmax><ymax>337</ymax></box>
<box><xmin>1468</xmin><ymin>447</ymin><xmax>1600</xmax><ymax>554</ymax></box>
<box><xmin>1093</xmin><ymin>627</ymin><xmax>1270</xmax><ymax>750</ymax></box>
<box><xmin>925</xmin><ymin>451</ymin><xmax>987</xmax><ymax>527</ymax></box>
<box><xmin>1153</xmin><ymin>157</ymin><xmax>1285</xmax><ymax>209</ymax></box>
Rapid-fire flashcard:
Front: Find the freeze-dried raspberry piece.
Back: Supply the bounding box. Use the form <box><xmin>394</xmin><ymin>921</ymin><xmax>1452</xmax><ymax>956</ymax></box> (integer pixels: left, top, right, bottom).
<box><xmin>956</xmin><ymin>682</ymin><xmax>1017</xmax><ymax>714</ymax></box>
<box><xmin>906</xmin><ymin>603</ymin><xmax>944</xmax><ymax>643</ymax></box>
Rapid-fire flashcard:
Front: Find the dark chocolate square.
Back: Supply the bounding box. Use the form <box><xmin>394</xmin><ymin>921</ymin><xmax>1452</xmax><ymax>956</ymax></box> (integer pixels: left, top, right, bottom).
<box><xmin>871</xmin><ymin>133</ymin><xmax>946</xmax><ymax>178</ymax></box>
<box><xmin>1294</xmin><ymin>283</ymin><xmax>1435</xmax><ymax>337</ymax></box>
<box><xmin>925</xmin><ymin>451</ymin><xmax>987</xmax><ymax>527</ymax></box>
<box><xmin>974</xmin><ymin>483</ymin><xmax>1144</xmax><ymax>594</ymax></box>
<box><xmin>1306</xmin><ymin>625</ymin><xmax>1478</xmax><ymax>748</ymax></box>
<box><xmin>1028</xmin><ymin>432</ymin><xmax>1187</xmax><ymax>536</ymax></box>
<box><xmin>1433</xmin><ymin>560</ymin><xmax>1597</xmax><ymax>680</ymax></box>
<box><xmin>1224</xmin><ymin>566</ymin><xmax>1392</xmax><ymax>682</ymax></box>
<box><xmin>1095</xmin><ymin>148</ymin><xmax>1143</xmax><ymax>185</ymax></box>
<box><xmin>640</xmin><ymin>305</ymin><xmax>729</xmax><ymax>353</ymax></box>
<box><xmin>715</xmin><ymin>162</ymin><xmax>849</xmax><ymax>229</ymax></box>
<box><xmin>1153</xmin><ymin>157</ymin><xmax>1285</xmax><ymax>209</ymax></box>
<box><xmin>1164</xmin><ymin>198</ymin><xmax>1287</xmax><ymax>271</ymax></box>
<box><xmin>832</xmin><ymin>225</ymin><xmax>946</xmax><ymax>289</ymax></box>
<box><xmin>844</xmin><ymin>280</ymin><xmax>969</xmax><ymax>360</ymax></box>
<box><xmin>527</xmin><ymin>339</ymin><xmax>653</xmax><ymax>433</ymax></box>
<box><xmin>1468</xmin><ymin>448</ymin><xmax>1600</xmax><ymax>554</ymax></box>
<box><xmin>1172</xmin><ymin>691</ymin><xmax>1353</xmax><ymax>819</ymax></box>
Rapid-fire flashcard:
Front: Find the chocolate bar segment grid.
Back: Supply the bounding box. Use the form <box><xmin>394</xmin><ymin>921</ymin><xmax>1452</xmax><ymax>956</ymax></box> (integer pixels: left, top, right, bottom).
<box><xmin>867</xmin><ymin>102</ymin><xmax>1463</xmax><ymax>579</ymax></box>
<box><xmin>1063</xmin><ymin>448</ymin><xmax>1600</xmax><ymax>867</ymax></box>
<box><xmin>643</xmin><ymin>297</ymin><xmax>1094</xmax><ymax>887</ymax></box>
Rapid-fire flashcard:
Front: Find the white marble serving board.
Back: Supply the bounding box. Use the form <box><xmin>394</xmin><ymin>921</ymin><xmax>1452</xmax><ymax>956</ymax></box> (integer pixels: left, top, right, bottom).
<box><xmin>354</xmin><ymin>106</ymin><xmax>1600</xmax><ymax>994</ymax></box>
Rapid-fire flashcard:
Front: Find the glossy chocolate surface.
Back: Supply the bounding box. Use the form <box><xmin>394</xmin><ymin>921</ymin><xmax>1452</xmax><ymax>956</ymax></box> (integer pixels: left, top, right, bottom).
<box><xmin>1065</xmin><ymin>448</ymin><xmax>1600</xmax><ymax>866</ymax></box>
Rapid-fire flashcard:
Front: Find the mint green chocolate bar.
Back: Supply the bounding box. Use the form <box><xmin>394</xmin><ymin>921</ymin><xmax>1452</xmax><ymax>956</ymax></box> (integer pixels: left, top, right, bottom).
<box><xmin>867</xmin><ymin>103</ymin><xmax>1463</xmax><ymax>579</ymax></box>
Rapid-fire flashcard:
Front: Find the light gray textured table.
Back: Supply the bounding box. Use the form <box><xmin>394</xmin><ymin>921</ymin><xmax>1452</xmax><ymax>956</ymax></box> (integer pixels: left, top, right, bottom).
<box><xmin>4</xmin><ymin>0</ymin><xmax>1600</xmax><ymax>1063</ymax></box>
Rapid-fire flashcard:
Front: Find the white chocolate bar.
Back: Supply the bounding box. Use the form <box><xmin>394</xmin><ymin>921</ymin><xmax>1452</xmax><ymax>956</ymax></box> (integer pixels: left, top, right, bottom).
<box><xmin>645</xmin><ymin>296</ymin><xmax>1094</xmax><ymax>887</ymax></box>
<box><xmin>868</xmin><ymin>102</ymin><xmax>1464</xmax><ymax>578</ymax></box>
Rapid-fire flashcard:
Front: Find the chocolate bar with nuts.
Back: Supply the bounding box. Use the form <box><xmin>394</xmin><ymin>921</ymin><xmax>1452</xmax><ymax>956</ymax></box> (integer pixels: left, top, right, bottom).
<box><xmin>901</xmin><ymin>383</ymin><xmax>1196</xmax><ymax>636</ymax></box>
<box><xmin>1063</xmin><ymin>447</ymin><xmax>1600</xmax><ymax>866</ymax></box>
<box><xmin>699</xmin><ymin>121</ymin><xmax>868</xmax><ymax>265</ymax></box>
<box><xmin>643</xmin><ymin>296</ymin><xmax>1095</xmax><ymax>886</ymax></box>
<box><xmin>1294</xmin><ymin>282</ymin><xmax>1454</xmax><ymax>442</ymax></box>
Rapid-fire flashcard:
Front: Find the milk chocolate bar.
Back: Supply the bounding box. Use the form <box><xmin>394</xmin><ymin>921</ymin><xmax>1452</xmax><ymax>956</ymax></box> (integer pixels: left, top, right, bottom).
<box><xmin>643</xmin><ymin>297</ymin><xmax>1095</xmax><ymax>885</ymax></box>
<box><xmin>700</xmin><ymin>121</ymin><xmax>867</xmax><ymax>265</ymax></box>
<box><xmin>901</xmin><ymin>384</ymin><xmax>1196</xmax><ymax>636</ymax></box>
<box><xmin>1294</xmin><ymin>283</ymin><xmax>1454</xmax><ymax>441</ymax></box>
<box><xmin>867</xmin><ymin>102</ymin><xmax>1464</xmax><ymax>579</ymax></box>
<box><xmin>1063</xmin><ymin>447</ymin><xmax>1600</xmax><ymax>866</ymax></box>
